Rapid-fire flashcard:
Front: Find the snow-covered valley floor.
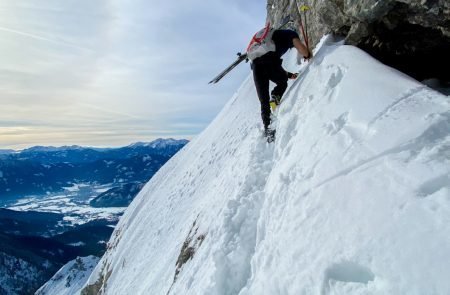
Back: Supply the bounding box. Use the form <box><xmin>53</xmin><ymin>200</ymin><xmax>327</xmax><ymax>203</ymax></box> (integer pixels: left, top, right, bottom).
<box><xmin>82</xmin><ymin>36</ymin><xmax>450</xmax><ymax>295</ymax></box>
<box><xmin>5</xmin><ymin>183</ymin><xmax>124</xmax><ymax>226</ymax></box>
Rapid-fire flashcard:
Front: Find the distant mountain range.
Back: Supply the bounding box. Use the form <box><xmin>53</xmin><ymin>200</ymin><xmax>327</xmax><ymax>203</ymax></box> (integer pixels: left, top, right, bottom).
<box><xmin>0</xmin><ymin>139</ymin><xmax>188</xmax><ymax>294</ymax></box>
<box><xmin>0</xmin><ymin>149</ymin><xmax>15</xmax><ymax>155</ymax></box>
<box><xmin>0</xmin><ymin>139</ymin><xmax>188</xmax><ymax>200</ymax></box>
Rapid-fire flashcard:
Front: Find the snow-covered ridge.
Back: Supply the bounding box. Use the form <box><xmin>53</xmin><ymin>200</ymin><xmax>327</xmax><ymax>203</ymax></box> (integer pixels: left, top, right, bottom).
<box><xmin>82</xmin><ymin>36</ymin><xmax>450</xmax><ymax>294</ymax></box>
<box><xmin>36</xmin><ymin>256</ymin><xmax>100</xmax><ymax>295</ymax></box>
<box><xmin>128</xmin><ymin>138</ymin><xmax>189</xmax><ymax>149</ymax></box>
<box><xmin>2</xmin><ymin>139</ymin><xmax>188</xmax><ymax>153</ymax></box>
<box><xmin>21</xmin><ymin>145</ymin><xmax>85</xmax><ymax>152</ymax></box>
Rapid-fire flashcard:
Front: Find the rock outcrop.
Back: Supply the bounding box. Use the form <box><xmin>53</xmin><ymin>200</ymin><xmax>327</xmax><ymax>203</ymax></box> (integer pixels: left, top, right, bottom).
<box><xmin>267</xmin><ymin>0</ymin><xmax>450</xmax><ymax>83</ymax></box>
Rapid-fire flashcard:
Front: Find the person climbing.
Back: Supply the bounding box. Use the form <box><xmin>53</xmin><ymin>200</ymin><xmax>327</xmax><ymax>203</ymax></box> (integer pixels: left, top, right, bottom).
<box><xmin>248</xmin><ymin>24</ymin><xmax>311</xmax><ymax>142</ymax></box>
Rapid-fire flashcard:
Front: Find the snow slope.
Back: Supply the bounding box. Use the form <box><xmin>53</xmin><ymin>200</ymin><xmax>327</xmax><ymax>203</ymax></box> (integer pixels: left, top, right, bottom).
<box><xmin>82</xmin><ymin>36</ymin><xmax>450</xmax><ymax>295</ymax></box>
<box><xmin>36</xmin><ymin>256</ymin><xmax>99</xmax><ymax>295</ymax></box>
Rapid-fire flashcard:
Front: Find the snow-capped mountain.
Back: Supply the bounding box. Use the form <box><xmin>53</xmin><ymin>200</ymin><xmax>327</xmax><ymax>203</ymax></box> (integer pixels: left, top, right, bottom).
<box><xmin>77</xmin><ymin>36</ymin><xmax>450</xmax><ymax>294</ymax></box>
<box><xmin>128</xmin><ymin>139</ymin><xmax>189</xmax><ymax>156</ymax></box>
<box><xmin>21</xmin><ymin>145</ymin><xmax>86</xmax><ymax>153</ymax></box>
<box><xmin>129</xmin><ymin>138</ymin><xmax>189</xmax><ymax>149</ymax></box>
<box><xmin>0</xmin><ymin>149</ymin><xmax>15</xmax><ymax>155</ymax></box>
<box><xmin>1</xmin><ymin>139</ymin><xmax>188</xmax><ymax>164</ymax></box>
<box><xmin>0</xmin><ymin>139</ymin><xmax>188</xmax><ymax>200</ymax></box>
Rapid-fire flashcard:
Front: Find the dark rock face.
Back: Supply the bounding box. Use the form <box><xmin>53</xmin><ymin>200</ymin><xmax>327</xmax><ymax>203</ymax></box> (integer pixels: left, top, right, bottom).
<box><xmin>267</xmin><ymin>0</ymin><xmax>450</xmax><ymax>83</ymax></box>
<box><xmin>89</xmin><ymin>182</ymin><xmax>145</xmax><ymax>208</ymax></box>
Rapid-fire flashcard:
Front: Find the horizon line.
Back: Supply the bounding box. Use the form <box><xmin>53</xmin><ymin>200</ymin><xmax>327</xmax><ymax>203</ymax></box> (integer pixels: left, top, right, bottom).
<box><xmin>0</xmin><ymin>137</ymin><xmax>191</xmax><ymax>152</ymax></box>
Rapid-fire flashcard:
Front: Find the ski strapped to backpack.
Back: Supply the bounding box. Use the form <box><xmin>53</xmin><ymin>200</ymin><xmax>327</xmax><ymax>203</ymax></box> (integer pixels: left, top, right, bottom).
<box><xmin>208</xmin><ymin>16</ymin><xmax>292</xmax><ymax>84</ymax></box>
<box><xmin>208</xmin><ymin>52</ymin><xmax>248</xmax><ymax>84</ymax></box>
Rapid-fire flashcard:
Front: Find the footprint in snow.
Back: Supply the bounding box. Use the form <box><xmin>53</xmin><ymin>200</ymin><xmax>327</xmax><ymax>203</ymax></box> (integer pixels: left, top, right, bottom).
<box><xmin>319</xmin><ymin>65</ymin><xmax>347</xmax><ymax>103</ymax></box>
<box><xmin>321</xmin><ymin>261</ymin><xmax>375</xmax><ymax>295</ymax></box>
<box><xmin>324</xmin><ymin>112</ymin><xmax>349</xmax><ymax>136</ymax></box>
<box><xmin>327</xmin><ymin>65</ymin><xmax>345</xmax><ymax>89</ymax></box>
<box><xmin>416</xmin><ymin>174</ymin><xmax>450</xmax><ymax>198</ymax></box>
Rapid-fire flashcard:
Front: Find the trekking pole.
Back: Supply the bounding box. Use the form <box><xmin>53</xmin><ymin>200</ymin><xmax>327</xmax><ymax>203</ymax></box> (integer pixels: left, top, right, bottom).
<box><xmin>295</xmin><ymin>3</ymin><xmax>310</xmax><ymax>53</ymax></box>
<box><xmin>301</xmin><ymin>5</ymin><xmax>310</xmax><ymax>51</ymax></box>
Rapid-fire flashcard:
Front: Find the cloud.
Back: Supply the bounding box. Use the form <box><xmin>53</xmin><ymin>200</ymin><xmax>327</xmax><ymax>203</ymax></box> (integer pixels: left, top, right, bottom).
<box><xmin>0</xmin><ymin>26</ymin><xmax>92</xmax><ymax>52</ymax></box>
<box><xmin>0</xmin><ymin>0</ymin><xmax>267</xmax><ymax>149</ymax></box>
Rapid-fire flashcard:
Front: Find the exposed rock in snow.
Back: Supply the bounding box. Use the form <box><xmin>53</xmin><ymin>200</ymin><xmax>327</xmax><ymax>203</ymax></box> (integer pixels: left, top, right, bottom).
<box><xmin>36</xmin><ymin>256</ymin><xmax>99</xmax><ymax>295</ymax></box>
<box><xmin>81</xmin><ymin>36</ymin><xmax>450</xmax><ymax>294</ymax></box>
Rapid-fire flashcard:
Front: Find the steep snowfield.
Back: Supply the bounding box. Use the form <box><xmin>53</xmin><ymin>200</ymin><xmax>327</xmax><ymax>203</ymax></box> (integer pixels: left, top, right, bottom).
<box><xmin>36</xmin><ymin>256</ymin><xmax>99</xmax><ymax>295</ymax></box>
<box><xmin>83</xmin><ymin>36</ymin><xmax>450</xmax><ymax>295</ymax></box>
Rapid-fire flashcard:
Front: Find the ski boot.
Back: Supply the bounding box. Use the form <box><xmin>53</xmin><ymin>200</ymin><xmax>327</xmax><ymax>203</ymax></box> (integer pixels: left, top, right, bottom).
<box><xmin>264</xmin><ymin>128</ymin><xmax>276</xmax><ymax>143</ymax></box>
<box><xmin>270</xmin><ymin>94</ymin><xmax>282</xmax><ymax>112</ymax></box>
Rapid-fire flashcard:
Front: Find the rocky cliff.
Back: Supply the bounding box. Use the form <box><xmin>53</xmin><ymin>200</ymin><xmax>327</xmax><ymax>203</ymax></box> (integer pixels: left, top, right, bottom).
<box><xmin>267</xmin><ymin>0</ymin><xmax>449</xmax><ymax>84</ymax></box>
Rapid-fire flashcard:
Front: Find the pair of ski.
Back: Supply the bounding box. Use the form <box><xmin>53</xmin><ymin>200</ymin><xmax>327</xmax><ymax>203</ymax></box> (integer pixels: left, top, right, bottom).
<box><xmin>209</xmin><ymin>2</ymin><xmax>311</xmax><ymax>84</ymax></box>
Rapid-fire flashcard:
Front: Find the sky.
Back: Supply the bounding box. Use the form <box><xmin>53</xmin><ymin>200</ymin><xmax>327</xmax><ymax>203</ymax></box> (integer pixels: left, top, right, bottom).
<box><xmin>0</xmin><ymin>0</ymin><xmax>267</xmax><ymax>150</ymax></box>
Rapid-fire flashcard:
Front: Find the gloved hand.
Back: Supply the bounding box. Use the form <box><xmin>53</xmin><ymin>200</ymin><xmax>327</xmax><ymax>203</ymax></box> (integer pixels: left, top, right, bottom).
<box><xmin>303</xmin><ymin>50</ymin><xmax>313</xmax><ymax>60</ymax></box>
<box><xmin>297</xmin><ymin>50</ymin><xmax>313</xmax><ymax>64</ymax></box>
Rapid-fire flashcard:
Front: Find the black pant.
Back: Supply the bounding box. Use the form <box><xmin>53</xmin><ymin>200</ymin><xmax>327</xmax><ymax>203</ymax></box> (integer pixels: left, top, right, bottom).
<box><xmin>252</xmin><ymin>55</ymin><xmax>288</xmax><ymax>129</ymax></box>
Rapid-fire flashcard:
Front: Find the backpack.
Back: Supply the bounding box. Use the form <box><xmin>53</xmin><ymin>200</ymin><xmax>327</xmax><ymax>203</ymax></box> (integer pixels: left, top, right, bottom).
<box><xmin>246</xmin><ymin>23</ymin><xmax>276</xmax><ymax>61</ymax></box>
